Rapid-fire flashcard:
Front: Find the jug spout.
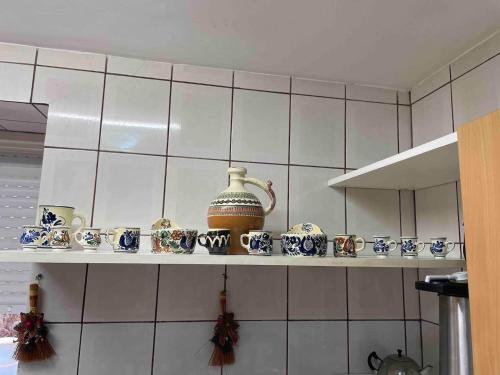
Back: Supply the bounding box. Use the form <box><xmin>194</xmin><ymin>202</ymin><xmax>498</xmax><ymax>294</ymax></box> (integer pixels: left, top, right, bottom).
<box><xmin>420</xmin><ymin>365</ymin><xmax>433</xmax><ymax>375</ymax></box>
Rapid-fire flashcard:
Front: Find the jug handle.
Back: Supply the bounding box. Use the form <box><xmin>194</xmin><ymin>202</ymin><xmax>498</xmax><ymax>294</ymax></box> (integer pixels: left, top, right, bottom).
<box><xmin>242</xmin><ymin>178</ymin><xmax>276</xmax><ymax>216</ymax></box>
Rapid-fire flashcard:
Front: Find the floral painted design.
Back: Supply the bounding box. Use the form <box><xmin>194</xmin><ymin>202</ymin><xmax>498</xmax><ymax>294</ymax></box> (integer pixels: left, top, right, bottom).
<box><xmin>83</xmin><ymin>232</ymin><xmax>101</xmax><ymax>247</ymax></box>
<box><xmin>430</xmin><ymin>240</ymin><xmax>445</xmax><ymax>254</ymax></box>
<box><xmin>41</xmin><ymin>208</ymin><xmax>65</xmax><ymax>227</ymax></box>
<box><xmin>249</xmin><ymin>232</ymin><xmax>273</xmax><ymax>255</ymax></box>
<box><xmin>301</xmin><ymin>223</ymin><xmax>313</xmax><ymax>233</ymax></box>
<box><xmin>401</xmin><ymin>240</ymin><xmax>416</xmax><ymax>253</ymax></box>
<box><xmin>281</xmin><ymin>234</ymin><xmax>327</xmax><ymax>257</ymax></box>
<box><xmin>20</xmin><ymin>229</ymin><xmax>40</xmax><ymax>246</ymax></box>
<box><xmin>334</xmin><ymin>237</ymin><xmax>356</xmax><ymax>257</ymax></box>
<box><xmin>47</xmin><ymin>230</ymin><xmax>70</xmax><ymax>248</ymax></box>
<box><xmin>151</xmin><ymin>229</ymin><xmax>197</xmax><ymax>254</ymax></box>
<box><xmin>373</xmin><ymin>239</ymin><xmax>389</xmax><ymax>254</ymax></box>
<box><xmin>118</xmin><ymin>230</ymin><xmax>139</xmax><ymax>251</ymax></box>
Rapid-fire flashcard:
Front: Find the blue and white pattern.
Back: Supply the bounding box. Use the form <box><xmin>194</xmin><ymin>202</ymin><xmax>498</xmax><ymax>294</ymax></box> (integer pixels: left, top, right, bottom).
<box><xmin>249</xmin><ymin>232</ymin><xmax>273</xmax><ymax>256</ymax></box>
<box><xmin>401</xmin><ymin>239</ymin><xmax>416</xmax><ymax>253</ymax></box>
<box><xmin>281</xmin><ymin>234</ymin><xmax>327</xmax><ymax>256</ymax></box>
<box><xmin>430</xmin><ymin>240</ymin><xmax>445</xmax><ymax>254</ymax></box>
<box><xmin>118</xmin><ymin>230</ymin><xmax>140</xmax><ymax>252</ymax></box>
<box><xmin>20</xmin><ymin>229</ymin><xmax>40</xmax><ymax>246</ymax></box>
<box><xmin>373</xmin><ymin>239</ymin><xmax>389</xmax><ymax>254</ymax></box>
<box><xmin>40</xmin><ymin>208</ymin><xmax>66</xmax><ymax>246</ymax></box>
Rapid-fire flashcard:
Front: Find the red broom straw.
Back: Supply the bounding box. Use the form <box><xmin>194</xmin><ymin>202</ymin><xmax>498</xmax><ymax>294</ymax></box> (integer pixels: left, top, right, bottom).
<box><xmin>13</xmin><ymin>283</ymin><xmax>55</xmax><ymax>362</ymax></box>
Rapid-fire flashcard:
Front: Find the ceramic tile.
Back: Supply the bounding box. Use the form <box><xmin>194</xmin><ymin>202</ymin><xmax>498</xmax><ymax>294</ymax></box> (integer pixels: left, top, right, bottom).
<box><xmin>452</xmin><ymin>54</ymin><xmax>500</xmax><ymax>128</ymax></box>
<box><xmin>37</xmin><ymin>48</ymin><xmax>105</xmax><ymax>71</ymax></box>
<box><xmin>164</xmin><ymin>157</ymin><xmax>229</xmax><ymax>239</ymax></box>
<box><xmin>223</xmin><ymin>321</ymin><xmax>286</xmax><ymax>375</ymax></box>
<box><xmin>288</xmin><ymin>267</ymin><xmax>347</xmax><ymax>319</ymax></box>
<box><xmin>288</xmin><ymin>321</ymin><xmax>348</xmax><ymax>375</ymax></box>
<box><xmin>31</xmin><ymin>263</ymin><xmax>86</xmax><ymax>322</ymax></box>
<box><xmin>156</xmin><ymin>265</ymin><xmax>224</xmax><ymax>321</ymax></box>
<box><xmin>290</xmin><ymin>95</ymin><xmax>344</xmax><ymax>167</ymax></box>
<box><xmin>451</xmin><ymin>30</ymin><xmax>500</xmax><ymax>79</ymax></box>
<box><xmin>291</xmin><ymin>77</ymin><xmax>344</xmax><ymax>98</ymax></box>
<box><xmin>108</xmin><ymin>55</ymin><xmax>172</xmax><ymax>79</ymax></box>
<box><xmin>347</xmin><ymin>85</ymin><xmax>397</xmax><ymax>104</ymax></box>
<box><xmin>400</xmin><ymin>190</ymin><xmax>416</xmax><ymax>237</ymax></box>
<box><xmin>84</xmin><ymin>264</ymin><xmax>157</xmax><ymax>322</ymax></box>
<box><xmin>346</xmin><ymin>101</ymin><xmax>398</xmax><ymax>168</ymax></box>
<box><xmin>226</xmin><ymin>266</ymin><xmax>286</xmax><ymax>320</ymax></box>
<box><xmin>17</xmin><ymin>324</ymin><xmax>80</xmax><ymax>375</ymax></box>
<box><xmin>406</xmin><ymin>321</ymin><xmax>423</xmax><ymax>366</ymax></box>
<box><xmin>415</xmin><ymin>183</ymin><xmax>460</xmax><ymax>258</ymax></box>
<box><xmin>234</xmin><ymin>71</ymin><xmax>289</xmax><ymax>93</ymax></box>
<box><xmin>0</xmin><ymin>62</ymin><xmax>33</xmax><ymax>102</ymax></box>
<box><xmin>38</xmin><ymin>148</ymin><xmax>97</xmax><ymax>239</ymax></box>
<box><xmin>404</xmin><ymin>268</ymin><xmax>420</xmax><ymax>319</ymax></box>
<box><xmin>79</xmin><ymin>323</ymin><xmax>154</xmax><ymax>375</ymax></box>
<box><xmin>231</xmin><ymin>89</ymin><xmax>289</xmax><ymax>163</ymax></box>
<box><xmin>411</xmin><ymin>66</ymin><xmax>450</xmax><ymax>103</ymax></box>
<box><xmin>346</xmin><ymin>188</ymin><xmax>400</xmax><ymax>241</ymax></box>
<box><xmin>32</xmin><ymin>67</ymin><xmax>104</xmax><ymax>149</ymax></box>
<box><xmin>169</xmin><ymin>82</ymin><xmax>231</xmax><ymax>159</ymax></box>
<box><xmin>93</xmin><ymin>152</ymin><xmax>165</xmax><ymax>230</ymax></box>
<box><xmin>349</xmin><ymin>321</ymin><xmax>405</xmax><ymax>374</ymax></box>
<box><xmin>411</xmin><ymin>85</ymin><xmax>453</xmax><ymax>147</ymax></box>
<box><xmin>0</xmin><ymin>43</ymin><xmax>36</xmax><ymax>64</ymax></box>
<box><xmin>153</xmin><ymin>322</ymin><xmax>220</xmax><ymax>375</ymax></box>
<box><xmin>100</xmin><ymin>75</ymin><xmax>170</xmax><ymax>154</ymax></box>
<box><xmin>173</xmin><ymin>64</ymin><xmax>232</xmax><ymax>86</ymax></box>
<box><xmin>289</xmin><ymin>166</ymin><xmax>345</xmax><ymax>238</ymax></box>
<box><xmin>421</xmin><ymin>321</ymin><xmax>439</xmax><ymax>372</ymax></box>
<box><xmin>234</xmin><ymin>162</ymin><xmax>288</xmax><ymax>234</ymax></box>
<box><xmin>348</xmin><ymin>268</ymin><xmax>404</xmax><ymax>319</ymax></box>
<box><xmin>398</xmin><ymin>91</ymin><xmax>410</xmax><ymax>105</ymax></box>
<box><xmin>399</xmin><ymin>105</ymin><xmax>412</xmax><ymax>152</ymax></box>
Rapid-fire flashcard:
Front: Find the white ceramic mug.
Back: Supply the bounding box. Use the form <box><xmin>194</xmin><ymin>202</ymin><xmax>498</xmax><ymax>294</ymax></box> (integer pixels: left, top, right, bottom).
<box><xmin>400</xmin><ymin>236</ymin><xmax>425</xmax><ymax>257</ymax></box>
<box><xmin>38</xmin><ymin>205</ymin><xmax>86</xmax><ymax>247</ymax></box>
<box><xmin>334</xmin><ymin>234</ymin><xmax>365</xmax><ymax>257</ymax></box>
<box><xmin>240</xmin><ymin>231</ymin><xmax>273</xmax><ymax>256</ymax></box>
<box><xmin>47</xmin><ymin>226</ymin><xmax>71</xmax><ymax>251</ymax></box>
<box><xmin>19</xmin><ymin>225</ymin><xmax>43</xmax><ymax>251</ymax></box>
<box><xmin>430</xmin><ymin>237</ymin><xmax>456</xmax><ymax>258</ymax></box>
<box><xmin>74</xmin><ymin>228</ymin><xmax>102</xmax><ymax>252</ymax></box>
<box><xmin>106</xmin><ymin>227</ymin><xmax>140</xmax><ymax>253</ymax></box>
<box><xmin>372</xmin><ymin>235</ymin><xmax>398</xmax><ymax>257</ymax></box>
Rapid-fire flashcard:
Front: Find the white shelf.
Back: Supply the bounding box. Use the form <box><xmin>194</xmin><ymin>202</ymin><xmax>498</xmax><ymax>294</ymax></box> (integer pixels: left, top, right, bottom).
<box><xmin>0</xmin><ymin>250</ymin><xmax>465</xmax><ymax>268</ymax></box>
<box><xmin>328</xmin><ymin>132</ymin><xmax>459</xmax><ymax>189</ymax></box>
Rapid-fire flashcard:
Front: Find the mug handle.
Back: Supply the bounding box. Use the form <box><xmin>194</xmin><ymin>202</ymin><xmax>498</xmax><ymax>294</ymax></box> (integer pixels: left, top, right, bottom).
<box><xmin>240</xmin><ymin>234</ymin><xmax>250</xmax><ymax>250</ymax></box>
<box><xmin>416</xmin><ymin>241</ymin><xmax>426</xmax><ymax>253</ymax></box>
<box><xmin>72</xmin><ymin>213</ymin><xmax>86</xmax><ymax>233</ymax></box>
<box><xmin>74</xmin><ymin>231</ymin><xmax>83</xmax><ymax>244</ymax></box>
<box><xmin>445</xmin><ymin>241</ymin><xmax>456</xmax><ymax>254</ymax></box>
<box><xmin>387</xmin><ymin>240</ymin><xmax>398</xmax><ymax>252</ymax></box>
<box><xmin>355</xmin><ymin>237</ymin><xmax>366</xmax><ymax>252</ymax></box>
<box><xmin>105</xmin><ymin>229</ymin><xmax>115</xmax><ymax>246</ymax></box>
<box><xmin>197</xmin><ymin>234</ymin><xmax>208</xmax><ymax>247</ymax></box>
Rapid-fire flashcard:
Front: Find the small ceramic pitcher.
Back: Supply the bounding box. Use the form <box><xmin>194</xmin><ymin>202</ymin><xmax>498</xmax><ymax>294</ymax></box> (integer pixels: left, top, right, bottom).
<box><xmin>240</xmin><ymin>230</ymin><xmax>273</xmax><ymax>256</ymax></box>
<box><xmin>430</xmin><ymin>237</ymin><xmax>456</xmax><ymax>258</ymax></box>
<box><xmin>334</xmin><ymin>234</ymin><xmax>365</xmax><ymax>257</ymax></box>
<box><xmin>74</xmin><ymin>228</ymin><xmax>102</xmax><ymax>252</ymax></box>
<box><xmin>372</xmin><ymin>236</ymin><xmax>398</xmax><ymax>257</ymax></box>
<box><xmin>400</xmin><ymin>236</ymin><xmax>425</xmax><ymax>257</ymax></box>
<box><xmin>106</xmin><ymin>227</ymin><xmax>140</xmax><ymax>253</ymax></box>
<box><xmin>19</xmin><ymin>225</ymin><xmax>43</xmax><ymax>251</ymax></box>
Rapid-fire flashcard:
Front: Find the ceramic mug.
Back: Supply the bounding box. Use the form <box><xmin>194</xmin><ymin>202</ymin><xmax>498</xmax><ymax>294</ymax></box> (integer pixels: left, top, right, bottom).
<box><xmin>198</xmin><ymin>229</ymin><xmax>231</xmax><ymax>255</ymax></box>
<box><xmin>400</xmin><ymin>236</ymin><xmax>425</xmax><ymax>257</ymax></box>
<box><xmin>334</xmin><ymin>234</ymin><xmax>365</xmax><ymax>257</ymax></box>
<box><xmin>46</xmin><ymin>226</ymin><xmax>71</xmax><ymax>251</ymax></box>
<box><xmin>38</xmin><ymin>205</ymin><xmax>86</xmax><ymax>247</ymax></box>
<box><xmin>19</xmin><ymin>225</ymin><xmax>43</xmax><ymax>250</ymax></box>
<box><xmin>430</xmin><ymin>237</ymin><xmax>456</xmax><ymax>258</ymax></box>
<box><xmin>240</xmin><ymin>231</ymin><xmax>273</xmax><ymax>256</ymax></box>
<box><xmin>74</xmin><ymin>228</ymin><xmax>102</xmax><ymax>252</ymax></box>
<box><xmin>106</xmin><ymin>227</ymin><xmax>140</xmax><ymax>253</ymax></box>
<box><xmin>151</xmin><ymin>228</ymin><xmax>198</xmax><ymax>254</ymax></box>
<box><xmin>372</xmin><ymin>235</ymin><xmax>398</xmax><ymax>257</ymax></box>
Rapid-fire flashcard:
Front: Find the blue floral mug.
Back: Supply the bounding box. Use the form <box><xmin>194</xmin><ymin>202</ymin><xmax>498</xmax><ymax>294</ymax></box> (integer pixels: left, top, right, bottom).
<box><xmin>20</xmin><ymin>225</ymin><xmax>43</xmax><ymax>250</ymax></box>
<box><xmin>38</xmin><ymin>205</ymin><xmax>86</xmax><ymax>247</ymax></box>
<box><xmin>400</xmin><ymin>236</ymin><xmax>425</xmax><ymax>257</ymax></box>
<box><xmin>240</xmin><ymin>231</ymin><xmax>273</xmax><ymax>256</ymax></box>
<box><xmin>372</xmin><ymin>236</ymin><xmax>398</xmax><ymax>257</ymax></box>
<box><xmin>75</xmin><ymin>228</ymin><xmax>102</xmax><ymax>252</ymax></box>
<box><xmin>430</xmin><ymin>237</ymin><xmax>456</xmax><ymax>258</ymax></box>
<box><xmin>106</xmin><ymin>227</ymin><xmax>140</xmax><ymax>253</ymax></box>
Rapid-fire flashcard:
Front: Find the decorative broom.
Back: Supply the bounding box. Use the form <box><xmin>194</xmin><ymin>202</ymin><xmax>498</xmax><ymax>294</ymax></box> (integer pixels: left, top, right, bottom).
<box><xmin>209</xmin><ymin>290</ymin><xmax>239</xmax><ymax>366</ymax></box>
<box><xmin>13</xmin><ymin>282</ymin><xmax>55</xmax><ymax>362</ymax></box>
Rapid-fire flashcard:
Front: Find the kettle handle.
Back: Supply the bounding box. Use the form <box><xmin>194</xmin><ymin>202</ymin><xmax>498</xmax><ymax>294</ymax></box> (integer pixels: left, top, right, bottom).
<box><xmin>241</xmin><ymin>178</ymin><xmax>276</xmax><ymax>216</ymax></box>
<box><xmin>368</xmin><ymin>351</ymin><xmax>382</xmax><ymax>371</ymax></box>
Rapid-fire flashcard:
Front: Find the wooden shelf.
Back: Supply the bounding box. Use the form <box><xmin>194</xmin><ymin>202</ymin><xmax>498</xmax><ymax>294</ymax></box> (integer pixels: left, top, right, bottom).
<box><xmin>0</xmin><ymin>250</ymin><xmax>465</xmax><ymax>268</ymax></box>
<box><xmin>328</xmin><ymin>132</ymin><xmax>459</xmax><ymax>190</ymax></box>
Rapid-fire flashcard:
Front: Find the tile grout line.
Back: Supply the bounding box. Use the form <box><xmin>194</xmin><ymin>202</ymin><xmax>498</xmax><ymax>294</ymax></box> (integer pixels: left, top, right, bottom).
<box><xmin>89</xmin><ymin>56</ymin><xmax>108</xmax><ymax>227</ymax></box>
<box><xmin>161</xmin><ymin>65</ymin><xmax>174</xmax><ymax>217</ymax></box>
<box><xmin>287</xmin><ymin>77</ymin><xmax>292</xmax><ymax>230</ymax></box>
<box><xmin>410</xmin><ymin>81</ymin><xmax>450</xmax><ymax>106</ymax></box>
<box><xmin>76</xmin><ymin>264</ymin><xmax>89</xmax><ymax>375</ymax></box>
<box><xmin>28</xmin><ymin>49</ymin><xmax>38</xmax><ymax>103</ymax></box>
<box><xmin>228</xmin><ymin>71</ymin><xmax>235</xmax><ymax>168</ymax></box>
<box><xmin>150</xmin><ymin>265</ymin><xmax>161</xmax><ymax>375</ymax></box>
<box><xmin>449</xmin><ymin>65</ymin><xmax>455</xmax><ymax>132</ymax></box>
<box><xmin>409</xmin><ymin>91</ymin><xmax>414</xmax><ymax>149</ymax></box>
<box><xmin>286</xmin><ymin>266</ymin><xmax>289</xmax><ymax>375</ymax></box>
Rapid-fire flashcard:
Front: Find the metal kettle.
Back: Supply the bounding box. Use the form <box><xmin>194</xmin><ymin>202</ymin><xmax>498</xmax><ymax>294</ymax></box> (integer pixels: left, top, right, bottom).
<box><xmin>368</xmin><ymin>349</ymin><xmax>432</xmax><ymax>375</ymax></box>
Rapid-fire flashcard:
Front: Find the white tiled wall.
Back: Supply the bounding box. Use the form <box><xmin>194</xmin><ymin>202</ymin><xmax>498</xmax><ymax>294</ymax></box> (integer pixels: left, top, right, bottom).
<box><xmin>3</xmin><ymin>34</ymin><xmax>497</xmax><ymax>373</ymax></box>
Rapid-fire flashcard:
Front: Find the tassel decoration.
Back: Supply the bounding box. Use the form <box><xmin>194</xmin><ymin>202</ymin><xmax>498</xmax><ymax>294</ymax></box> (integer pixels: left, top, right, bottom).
<box><xmin>209</xmin><ymin>290</ymin><xmax>239</xmax><ymax>366</ymax></box>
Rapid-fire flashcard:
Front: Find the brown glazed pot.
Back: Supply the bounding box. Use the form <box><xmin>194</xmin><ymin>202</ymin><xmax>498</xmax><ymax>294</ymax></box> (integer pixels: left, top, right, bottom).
<box><xmin>207</xmin><ymin>167</ymin><xmax>276</xmax><ymax>254</ymax></box>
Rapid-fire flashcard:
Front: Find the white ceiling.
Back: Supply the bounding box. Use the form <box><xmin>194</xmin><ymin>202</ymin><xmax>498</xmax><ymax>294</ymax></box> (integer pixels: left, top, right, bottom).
<box><xmin>1</xmin><ymin>0</ymin><xmax>499</xmax><ymax>89</ymax></box>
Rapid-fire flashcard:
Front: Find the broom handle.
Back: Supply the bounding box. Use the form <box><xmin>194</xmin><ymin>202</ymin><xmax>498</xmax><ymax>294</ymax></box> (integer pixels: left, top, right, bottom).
<box><xmin>29</xmin><ymin>283</ymin><xmax>39</xmax><ymax>314</ymax></box>
<box><xmin>220</xmin><ymin>290</ymin><xmax>226</xmax><ymax>314</ymax></box>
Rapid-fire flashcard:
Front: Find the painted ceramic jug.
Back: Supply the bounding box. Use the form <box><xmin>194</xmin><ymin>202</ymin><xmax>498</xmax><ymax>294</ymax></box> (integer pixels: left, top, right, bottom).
<box><xmin>207</xmin><ymin>167</ymin><xmax>276</xmax><ymax>255</ymax></box>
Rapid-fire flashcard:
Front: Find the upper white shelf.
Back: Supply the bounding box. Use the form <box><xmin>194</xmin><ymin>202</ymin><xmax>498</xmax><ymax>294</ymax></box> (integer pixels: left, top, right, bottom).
<box><xmin>0</xmin><ymin>250</ymin><xmax>465</xmax><ymax>268</ymax></box>
<box><xmin>328</xmin><ymin>132</ymin><xmax>459</xmax><ymax>190</ymax></box>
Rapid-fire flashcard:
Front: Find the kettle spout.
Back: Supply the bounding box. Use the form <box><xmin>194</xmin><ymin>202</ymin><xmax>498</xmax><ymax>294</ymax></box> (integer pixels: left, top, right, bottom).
<box><xmin>420</xmin><ymin>365</ymin><xmax>433</xmax><ymax>375</ymax></box>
